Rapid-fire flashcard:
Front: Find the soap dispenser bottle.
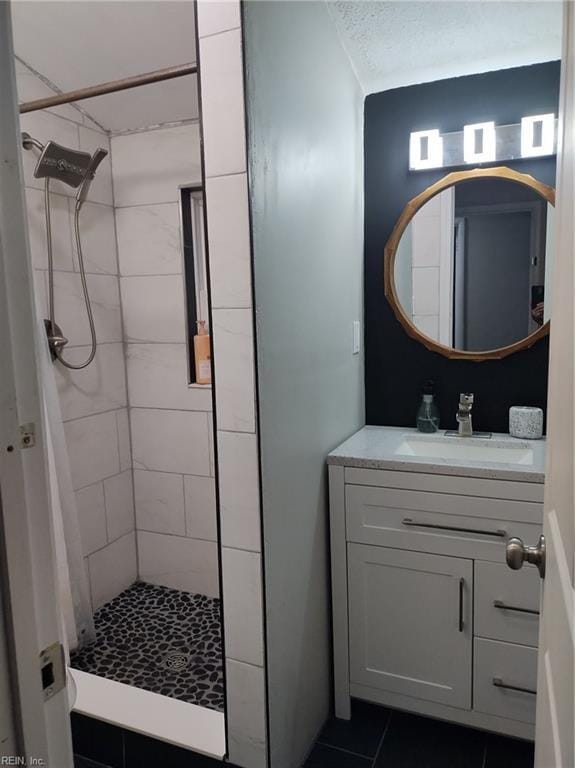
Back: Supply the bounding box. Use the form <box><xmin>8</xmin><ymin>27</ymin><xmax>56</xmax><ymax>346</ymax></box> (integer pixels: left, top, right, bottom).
<box><xmin>416</xmin><ymin>380</ymin><xmax>440</xmax><ymax>433</ymax></box>
<box><xmin>194</xmin><ymin>320</ymin><xmax>212</xmax><ymax>385</ymax></box>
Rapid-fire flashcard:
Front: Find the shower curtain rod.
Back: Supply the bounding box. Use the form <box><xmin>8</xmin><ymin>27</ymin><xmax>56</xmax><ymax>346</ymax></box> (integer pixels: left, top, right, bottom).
<box><xmin>19</xmin><ymin>62</ymin><xmax>197</xmax><ymax>114</ymax></box>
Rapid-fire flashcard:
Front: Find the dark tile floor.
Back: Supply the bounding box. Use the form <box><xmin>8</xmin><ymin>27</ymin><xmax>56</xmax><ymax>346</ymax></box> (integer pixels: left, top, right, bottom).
<box><xmin>70</xmin><ymin>582</ymin><xmax>224</xmax><ymax>711</ymax></box>
<box><xmin>305</xmin><ymin>700</ymin><xmax>535</xmax><ymax>768</ymax></box>
<box><xmin>72</xmin><ymin>713</ymin><xmax>231</xmax><ymax>768</ymax></box>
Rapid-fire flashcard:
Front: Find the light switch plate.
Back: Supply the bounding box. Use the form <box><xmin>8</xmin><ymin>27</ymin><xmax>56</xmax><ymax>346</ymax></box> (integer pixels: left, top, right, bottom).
<box><xmin>352</xmin><ymin>321</ymin><xmax>361</xmax><ymax>355</ymax></box>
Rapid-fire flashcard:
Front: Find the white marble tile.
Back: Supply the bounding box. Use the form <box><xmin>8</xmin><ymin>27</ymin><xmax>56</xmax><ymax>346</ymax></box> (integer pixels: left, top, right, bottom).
<box><xmin>75</xmin><ymin>482</ymin><xmax>107</xmax><ymax>556</ymax></box>
<box><xmin>78</xmin><ymin>127</ymin><xmax>113</xmax><ymax>205</ymax></box>
<box><xmin>32</xmin><ymin>269</ymin><xmax>48</xmax><ymax>319</ymax></box>
<box><xmin>64</xmin><ymin>410</ymin><xmax>120</xmax><ymax>490</ymax></box>
<box><xmin>184</xmin><ymin>475</ymin><xmax>217</xmax><ymax>541</ymax></box>
<box><xmin>197</xmin><ymin>0</ymin><xmax>241</xmax><ymax>38</ymax></box>
<box><xmin>111</xmin><ymin>125</ymin><xmax>201</xmax><ymax>207</ymax></box>
<box><xmin>126</xmin><ymin>344</ymin><xmax>212</xmax><ymax>411</ymax></box>
<box><xmin>222</xmin><ymin>548</ymin><xmax>263</xmax><ymax>666</ymax></box>
<box><xmin>226</xmin><ymin>660</ymin><xmax>267</xmax><ymax>768</ymax></box>
<box><xmin>412</xmin><ymin>266</ymin><xmax>440</xmax><ymax>316</ymax></box>
<box><xmin>206</xmin><ymin>174</ymin><xmax>252</xmax><ymax>309</ymax></box>
<box><xmin>199</xmin><ymin>29</ymin><xmax>247</xmax><ymax>178</ymax></box>
<box><xmin>131</xmin><ymin>409</ymin><xmax>211</xmax><ymax>476</ymax></box>
<box><xmin>134</xmin><ymin>470</ymin><xmax>186</xmax><ymax>536</ymax></box>
<box><xmin>217</xmin><ymin>431</ymin><xmax>260</xmax><ymax>552</ymax></box>
<box><xmin>212</xmin><ymin>309</ymin><xmax>255</xmax><ymax>432</ymax></box>
<box><xmin>120</xmin><ymin>275</ymin><xmax>186</xmax><ymax>343</ymax></box>
<box><xmin>137</xmin><ymin>531</ymin><xmax>219</xmax><ymax>596</ymax></box>
<box><xmin>55</xmin><ymin>343</ymin><xmax>127</xmax><ymax>421</ymax></box>
<box><xmin>52</xmin><ymin>272</ymin><xmax>122</xmax><ymax>347</ymax></box>
<box><xmin>88</xmin><ymin>532</ymin><xmax>137</xmax><ymax>609</ymax></box>
<box><xmin>19</xmin><ymin>110</ymin><xmax>80</xmax><ymax>196</ymax></box>
<box><xmin>104</xmin><ymin>470</ymin><xmax>135</xmax><ymax>542</ymax></box>
<box><xmin>116</xmin><ymin>409</ymin><xmax>132</xmax><ymax>473</ymax></box>
<box><xmin>116</xmin><ymin>203</ymin><xmax>182</xmax><ymax>276</ymax></box>
<box><xmin>73</xmin><ymin>203</ymin><xmax>118</xmax><ymax>275</ymax></box>
<box><xmin>25</xmin><ymin>189</ymin><xmax>74</xmax><ymax>271</ymax></box>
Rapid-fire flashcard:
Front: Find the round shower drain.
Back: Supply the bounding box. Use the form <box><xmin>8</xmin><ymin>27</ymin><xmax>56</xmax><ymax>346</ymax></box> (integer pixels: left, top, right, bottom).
<box><xmin>159</xmin><ymin>651</ymin><xmax>191</xmax><ymax>671</ymax></box>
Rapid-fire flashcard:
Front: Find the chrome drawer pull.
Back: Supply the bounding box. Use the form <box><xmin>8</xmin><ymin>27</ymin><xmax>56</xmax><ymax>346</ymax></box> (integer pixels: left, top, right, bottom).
<box><xmin>402</xmin><ymin>518</ymin><xmax>507</xmax><ymax>538</ymax></box>
<box><xmin>493</xmin><ymin>677</ymin><xmax>537</xmax><ymax>695</ymax></box>
<box><xmin>458</xmin><ymin>578</ymin><xmax>464</xmax><ymax>632</ymax></box>
<box><xmin>493</xmin><ymin>600</ymin><xmax>540</xmax><ymax>616</ymax></box>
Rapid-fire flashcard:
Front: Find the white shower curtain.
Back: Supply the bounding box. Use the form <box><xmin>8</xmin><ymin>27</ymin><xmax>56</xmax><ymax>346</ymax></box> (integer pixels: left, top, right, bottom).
<box><xmin>37</xmin><ymin>318</ymin><xmax>96</xmax><ymax>652</ymax></box>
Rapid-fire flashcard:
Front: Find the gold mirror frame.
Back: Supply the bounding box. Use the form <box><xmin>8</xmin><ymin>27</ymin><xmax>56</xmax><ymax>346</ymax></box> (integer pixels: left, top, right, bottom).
<box><xmin>384</xmin><ymin>166</ymin><xmax>555</xmax><ymax>361</ymax></box>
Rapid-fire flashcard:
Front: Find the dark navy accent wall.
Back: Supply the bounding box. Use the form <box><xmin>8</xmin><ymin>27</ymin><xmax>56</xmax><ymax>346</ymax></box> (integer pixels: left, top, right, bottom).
<box><xmin>364</xmin><ymin>61</ymin><xmax>561</xmax><ymax>433</ymax></box>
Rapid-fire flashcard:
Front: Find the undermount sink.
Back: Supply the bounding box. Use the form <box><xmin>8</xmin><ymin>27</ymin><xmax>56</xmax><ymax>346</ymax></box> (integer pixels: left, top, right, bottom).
<box><xmin>394</xmin><ymin>433</ymin><xmax>535</xmax><ymax>465</ymax></box>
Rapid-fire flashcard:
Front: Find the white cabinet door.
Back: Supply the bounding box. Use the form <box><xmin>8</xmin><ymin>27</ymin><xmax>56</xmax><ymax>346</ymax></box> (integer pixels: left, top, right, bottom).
<box><xmin>348</xmin><ymin>543</ymin><xmax>473</xmax><ymax>709</ymax></box>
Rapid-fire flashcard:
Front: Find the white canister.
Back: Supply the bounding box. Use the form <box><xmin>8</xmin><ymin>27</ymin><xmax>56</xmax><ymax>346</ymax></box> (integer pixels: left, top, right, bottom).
<box><xmin>509</xmin><ymin>406</ymin><xmax>544</xmax><ymax>439</ymax></box>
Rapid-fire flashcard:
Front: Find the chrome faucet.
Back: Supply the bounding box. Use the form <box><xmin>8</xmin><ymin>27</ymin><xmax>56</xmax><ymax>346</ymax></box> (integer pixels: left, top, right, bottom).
<box><xmin>456</xmin><ymin>393</ymin><xmax>474</xmax><ymax>437</ymax></box>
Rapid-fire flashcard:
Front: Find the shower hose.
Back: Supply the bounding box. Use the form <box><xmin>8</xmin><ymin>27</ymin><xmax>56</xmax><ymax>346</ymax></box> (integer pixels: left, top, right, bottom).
<box><xmin>44</xmin><ymin>178</ymin><xmax>97</xmax><ymax>369</ymax></box>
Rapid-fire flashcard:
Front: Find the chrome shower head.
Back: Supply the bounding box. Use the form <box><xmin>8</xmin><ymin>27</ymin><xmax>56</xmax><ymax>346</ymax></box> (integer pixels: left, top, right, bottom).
<box><xmin>76</xmin><ymin>148</ymin><xmax>108</xmax><ymax>210</ymax></box>
<box><xmin>33</xmin><ymin>140</ymin><xmax>93</xmax><ymax>188</ymax></box>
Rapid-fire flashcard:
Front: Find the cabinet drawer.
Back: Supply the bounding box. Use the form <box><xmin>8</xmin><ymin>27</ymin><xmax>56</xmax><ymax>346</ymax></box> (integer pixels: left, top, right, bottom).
<box><xmin>474</xmin><ymin>638</ymin><xmax>537</xmax><ymax>724</ymax></box>
<box><xmin>345</xmin><ymin>484</ymin><xmax>542</xmax><ymax>562</ymax></box>
<box><xmin>476</xmin><ymin>561</ymin><xmax>540</xmax><ymax>647</ymax></box>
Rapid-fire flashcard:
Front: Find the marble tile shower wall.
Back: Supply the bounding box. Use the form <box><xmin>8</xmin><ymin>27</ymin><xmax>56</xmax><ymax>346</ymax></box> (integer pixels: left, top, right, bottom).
<box><xmin>111</xmin><ymin>123</ymin><xmax>219</xmax><ymax>599</ymax></box>
<box><xmin>197</xmin><ymin>3</ymin><xmax>268</xmax><ymax>767</ymax></box>
<box><xmin>17</xmin><ymin>60</ymin><xmax>137</xmax><ymax>611</ymax></box>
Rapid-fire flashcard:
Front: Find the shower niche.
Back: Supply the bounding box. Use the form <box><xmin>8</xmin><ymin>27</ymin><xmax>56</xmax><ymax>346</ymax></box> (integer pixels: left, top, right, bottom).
<box><xmin>13</xmin><ymin>1</ymin><xmax>225</xmax><ymax>758</ymax></box>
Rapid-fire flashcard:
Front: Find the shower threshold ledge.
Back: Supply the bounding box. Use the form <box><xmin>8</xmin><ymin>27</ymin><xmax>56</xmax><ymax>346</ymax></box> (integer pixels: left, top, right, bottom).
<box><xmin>69</xmin><ymin>668</ymin><xmax>226</xmax><ymax>759</ymax></box>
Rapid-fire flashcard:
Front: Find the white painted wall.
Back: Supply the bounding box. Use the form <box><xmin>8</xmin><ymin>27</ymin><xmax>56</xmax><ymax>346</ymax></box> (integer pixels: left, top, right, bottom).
<box><xmin>244</xmin><ymin>3</ymin><xmax>365</xmax><ymax>766</ymax></box>
<box><xmin>112</xmin><ymin>123</ymin><xmax>219</xmax><ymax>598</ymax></box>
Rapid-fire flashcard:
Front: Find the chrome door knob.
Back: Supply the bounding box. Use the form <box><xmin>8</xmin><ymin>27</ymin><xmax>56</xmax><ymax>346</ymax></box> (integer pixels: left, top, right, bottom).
<box><xmin>506</xmin><ymin>535</ymin><xmax>546</xmax><ymax>578</ymax></box>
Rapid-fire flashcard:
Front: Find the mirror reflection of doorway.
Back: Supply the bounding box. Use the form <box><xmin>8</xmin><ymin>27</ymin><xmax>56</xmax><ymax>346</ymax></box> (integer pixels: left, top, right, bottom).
<box><xmin>453</xmin><ymin>206</ymin><xmax>543</xmax><ymax>351</ymax></box>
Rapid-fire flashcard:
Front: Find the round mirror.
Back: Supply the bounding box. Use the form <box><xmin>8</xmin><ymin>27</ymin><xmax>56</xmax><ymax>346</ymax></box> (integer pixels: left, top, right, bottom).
<box><xmin>384</xmin><ymin>167</ymin><xmax>555</xmax><ymax>360</ymax></box>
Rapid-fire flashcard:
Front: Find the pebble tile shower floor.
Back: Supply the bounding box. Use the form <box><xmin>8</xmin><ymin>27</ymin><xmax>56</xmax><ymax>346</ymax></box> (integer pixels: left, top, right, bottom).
<box><xmin>70</xmin><ymin>582</ymin><xmax>224</xmax><ymax>712</ymax></box>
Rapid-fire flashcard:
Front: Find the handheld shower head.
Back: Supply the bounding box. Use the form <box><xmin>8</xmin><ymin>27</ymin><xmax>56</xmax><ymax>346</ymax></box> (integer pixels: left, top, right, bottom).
<box><xmin>76</xmin><ymin>148</ymin><xmax>108</xmax><ymax>210</ymax></box>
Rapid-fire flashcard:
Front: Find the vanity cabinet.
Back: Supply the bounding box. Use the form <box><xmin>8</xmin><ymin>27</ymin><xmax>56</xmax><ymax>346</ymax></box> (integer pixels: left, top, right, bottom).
<box><xmin>329</xmin><ymin>458</ymin><xmax>544</xmax><ymax>741</ymax></box>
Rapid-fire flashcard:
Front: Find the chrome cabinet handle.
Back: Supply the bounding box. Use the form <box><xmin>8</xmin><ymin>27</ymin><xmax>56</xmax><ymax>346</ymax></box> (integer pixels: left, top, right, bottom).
<box><xmin>493</xmin><ymin>600</ymin><xmax>540</xmax><ymax>616</ymax></box>
<box><xmin>506</xmin><ymin>535</ymin><xmax>546</xmax><ymax>578</ymax></box>
<box><xmin>402</xmin><ymin>518</ymin><xmax>507</xmax><ymax>538</ymax></box>
<box><xmin>493</xmin><ymin>677</ymin><xmax>537</xmax><ymax>695</ymax></box>
<box><xmin>458</xmin><ymin>578</ymin><xmax>464</xmax><ymax>632</ymax></box>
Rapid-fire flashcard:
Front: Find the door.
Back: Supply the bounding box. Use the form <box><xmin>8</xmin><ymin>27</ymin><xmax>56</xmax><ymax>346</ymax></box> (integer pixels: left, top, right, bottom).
<box><xmin>457</xmin><ymin>211</ymin><xmax>532</xmax><ymax>351</ymax></box>
<box><xmin>348</xmin><ymin>543</ymin><xmax>473</xmax><ymax>709</ymax></box>
<box><xmin>0</xmin><ymin>5</ymin><xmax>74</xmax><ymax>766</ymax></box>
<box><xmin>507</xmin><ymin>3</ymin><xmax>575</xmax><ymax>765</ymax></box>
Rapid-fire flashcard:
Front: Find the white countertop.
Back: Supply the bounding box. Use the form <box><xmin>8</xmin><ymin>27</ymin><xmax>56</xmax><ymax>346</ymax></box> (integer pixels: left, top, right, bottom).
<box><xmin>328</xmin><ymin>426</ymin><xmax>546</xmax><ymax>483</ymax></box>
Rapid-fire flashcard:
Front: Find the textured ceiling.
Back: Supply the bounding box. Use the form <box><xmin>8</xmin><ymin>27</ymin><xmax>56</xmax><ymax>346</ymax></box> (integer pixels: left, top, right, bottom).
<box><xmin>327</xmin><ymin>1</ymin><xmax>563</xmax><ymax>94</ymax></box>
<box><xmin>11</xmin><ymin>1</ymin><xmax>198</xmax><ymax>133</ymax></box>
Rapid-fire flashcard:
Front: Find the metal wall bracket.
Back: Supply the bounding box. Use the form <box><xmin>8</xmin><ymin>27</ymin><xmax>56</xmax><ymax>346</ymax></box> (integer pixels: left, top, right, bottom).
<box><xmin>19</xmin><ymin>423</ymin><xmax>36</xmax><ymax>449</ymax></box>
<box><xmin>40</xmin><ymin>642</ymin><xmax>66</xmax><ymax>701</ymax></box>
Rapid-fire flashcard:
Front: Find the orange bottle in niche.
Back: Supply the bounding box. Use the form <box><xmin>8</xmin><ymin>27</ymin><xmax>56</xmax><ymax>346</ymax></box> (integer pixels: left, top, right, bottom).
<box><xmin>194</xmin><ymin>320</ymin><xmax>212</xmax><ymax>385</ymax></box>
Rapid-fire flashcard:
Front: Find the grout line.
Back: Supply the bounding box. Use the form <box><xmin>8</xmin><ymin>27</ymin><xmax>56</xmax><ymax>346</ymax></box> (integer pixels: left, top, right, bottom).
<box><xmin>371</xmin><ymin>711</ymin><xmax>393</xmax><ymax>767</ymax></box>
<box><xmin>314</xmin><ymin>742</ymin><xmax>374</xmax><ymax>761</ymax></box>
<box><xmin>62</xmin><ymin>405</ymin><xmax>128</xmax><ymax>424</ymax></box>
<box><xmin>205</xmin><ymin>169</ymin><xmax>246</xmax><ymax>181</ymax></box>
<box><xmin>114</xmin><ymin>200</ymin><xmax>188</xmax><ymax>210</ymax></box>
<box><xmin>198</xmin><ymin>25</ymin><xmax>241</xmax><ymax>42</ymax></box>
<box><xmin>137</xmin><ymin>529</ymin><xmax>218</xmax><ymax>546</ymax></box>
<box><xmin>480</xmin><ymin>738</ymin><xmax>489</xmax><ymax>768</ymax></box>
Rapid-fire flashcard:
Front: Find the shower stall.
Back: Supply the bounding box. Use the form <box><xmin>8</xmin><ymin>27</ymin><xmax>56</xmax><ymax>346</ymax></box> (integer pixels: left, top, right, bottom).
<box><xmin>12</xmin><ymin>13</ymin><xmax>226</xmax><ymax>759</ymax></box>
